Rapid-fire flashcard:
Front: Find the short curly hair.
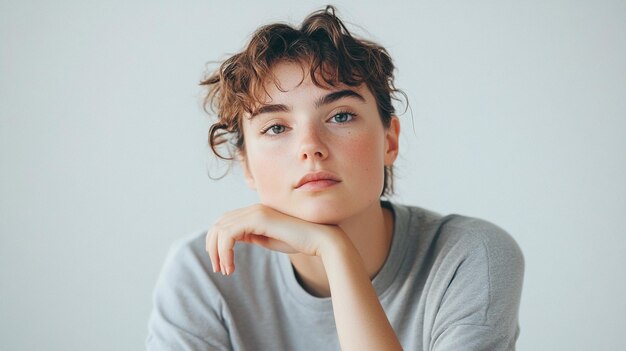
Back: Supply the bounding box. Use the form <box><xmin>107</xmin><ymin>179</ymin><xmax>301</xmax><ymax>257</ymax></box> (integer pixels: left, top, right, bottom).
<box><xmin>201</xmin><ymin>5</ymin><xmax>402</xmax><ymax>196</ymax></box>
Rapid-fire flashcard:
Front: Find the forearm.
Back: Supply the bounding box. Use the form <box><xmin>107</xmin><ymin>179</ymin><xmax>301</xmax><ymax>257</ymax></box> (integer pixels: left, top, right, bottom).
<box><xmin>321</xmin><ymin>235</ymin><xmax>403</xmax><ymax>351</ymax></box>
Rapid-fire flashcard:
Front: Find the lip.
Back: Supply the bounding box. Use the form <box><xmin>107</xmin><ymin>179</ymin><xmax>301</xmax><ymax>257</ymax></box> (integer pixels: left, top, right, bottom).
<box><xmin>295</xmin><ymin>171</ymin><xmax>341</xmax><ymax>190</ymax></box>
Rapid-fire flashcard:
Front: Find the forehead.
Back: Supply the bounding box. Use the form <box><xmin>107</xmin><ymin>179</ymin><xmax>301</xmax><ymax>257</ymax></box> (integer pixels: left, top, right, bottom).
<box><xmin>265</xmin><ymin>61</ymin><xmax>310</xmax><ymax>94</ymax></box>
<box><xmin>258</xmin><ymin>61</ymin><xmax>371</xmax><ymax>105</ymax></box>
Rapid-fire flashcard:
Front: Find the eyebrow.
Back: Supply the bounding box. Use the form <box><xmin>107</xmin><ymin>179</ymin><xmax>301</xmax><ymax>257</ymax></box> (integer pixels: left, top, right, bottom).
<box><xmin>250</xmin><ymin>89</ymin><xmax>366</xmax><ymax>119</ymax></box>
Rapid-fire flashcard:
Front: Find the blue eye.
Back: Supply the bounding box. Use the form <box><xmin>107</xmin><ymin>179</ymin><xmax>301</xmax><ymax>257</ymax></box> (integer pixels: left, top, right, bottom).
<box><xmin>331</xmin><ymin>112</ymin><xmax>355</xmax><ymax>123</ymax></box>
<box><xmin>262</xmin><ymin>124</ymin><xmax>286</xmax><ymax>135</ymax></box>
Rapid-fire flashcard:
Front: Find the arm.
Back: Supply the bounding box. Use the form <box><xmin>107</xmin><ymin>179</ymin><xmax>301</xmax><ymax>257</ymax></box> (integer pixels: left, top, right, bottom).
<box><xmin>320</xmin><ymin>232</ymin><xmax>403</xmax><ymax>351</ymax></box>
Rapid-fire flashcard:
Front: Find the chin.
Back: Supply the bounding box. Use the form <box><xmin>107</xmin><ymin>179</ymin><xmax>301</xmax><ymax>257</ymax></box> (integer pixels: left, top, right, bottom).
<box><xmin>297</xmin><ymin>212</ymin><xmax>344</xmax><ymax>225</ymax></box>
<box><xmin>292</xmin><ymin>202</ymin><xmax>359</xmax><ymax>225</ymax></box>
<box><xmin>262</xmin><ymin>193</ymin><xmax>381</xmax><ymax>224</ymax></box>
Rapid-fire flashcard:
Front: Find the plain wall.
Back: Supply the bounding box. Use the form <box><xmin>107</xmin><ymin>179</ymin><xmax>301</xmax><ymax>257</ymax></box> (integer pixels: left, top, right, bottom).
<box><xmin>1</xmin><ymin>0</ymin><xmax>625</xmax><ymax>350</ymax></box>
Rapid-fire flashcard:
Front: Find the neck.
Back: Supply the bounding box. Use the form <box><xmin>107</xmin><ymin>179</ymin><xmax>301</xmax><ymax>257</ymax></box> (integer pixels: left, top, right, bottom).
<box><xmin>288</xmin><ymin>201</ymin><xmax>394</xmax><ymax>297</ymax></box>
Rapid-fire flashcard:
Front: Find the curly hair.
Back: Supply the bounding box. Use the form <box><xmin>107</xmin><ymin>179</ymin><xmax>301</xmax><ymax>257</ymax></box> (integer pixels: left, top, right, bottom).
<box><xmin>201</xmin><ymin>5</ymin><xmax>403</xmax><ymax>196</ymax></box>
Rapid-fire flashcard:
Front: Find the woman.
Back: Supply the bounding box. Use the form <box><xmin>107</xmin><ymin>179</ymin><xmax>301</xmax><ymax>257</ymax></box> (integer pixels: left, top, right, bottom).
<box><xmin>147</xmin><ymin>6</ymin><xmax>524</xmax><ymax>350</ymax></box>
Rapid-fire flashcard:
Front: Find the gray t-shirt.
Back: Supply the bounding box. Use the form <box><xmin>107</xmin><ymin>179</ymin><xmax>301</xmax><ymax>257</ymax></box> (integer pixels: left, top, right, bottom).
<box><xmin>146</xmin><ymin>201</ymin><xmax>524</xmax><ymax>350</ymax></box>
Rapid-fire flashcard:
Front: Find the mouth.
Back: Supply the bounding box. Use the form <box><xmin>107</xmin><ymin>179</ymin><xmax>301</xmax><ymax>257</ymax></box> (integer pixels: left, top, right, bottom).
<box><xmin>295</xmin><ymin>171</ymin><xmax>341</xmax><ymax>190</ymax></box>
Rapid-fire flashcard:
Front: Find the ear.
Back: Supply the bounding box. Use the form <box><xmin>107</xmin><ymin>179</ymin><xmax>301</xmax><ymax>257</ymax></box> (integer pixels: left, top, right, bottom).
<box><xmin>238</xmin><ymin>153</ymin><xmax>257</xmax><ymax>190</ymax></box>
<box><xmin>384</xmin><ymin>116</ymin><xmax>400</xmax><ymax>166</ymax></box>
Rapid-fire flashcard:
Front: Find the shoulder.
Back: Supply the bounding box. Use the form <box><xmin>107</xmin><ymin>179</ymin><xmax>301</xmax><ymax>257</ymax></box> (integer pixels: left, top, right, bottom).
<box><xmin>161</xmin><ymin>230</ymin><xmax>211</xmax><ymax>276</ymax></box>
<box><xmin>393</xmin><ymin>202</ymin><xmax>523</xmax><ymax>259</ymax></box>
<box><xmin>392</xmin><ymin>202</ymin><xmax>524</xmax><ymax>282</ymax></box>
<box><xmin>153</xmin><ymin>229</ymin><xmax>275</xmax><ymax>307</ymax></box>
<box><xmin>154</xmin><ymin>229</ymin><xmax>217</xmax><ymax>294</ymax></box>
<box><xmin>150</xmin><ymin>230</ymin><xmax>218</xmax><ymax>315</ymax></box>
<box><xmin>422</xmin><ymin>211</ymin><xmax>525</xmax><ymax>314</ymax></box>
<box><xmin>434</xmin><ymin>213</ymin><xmax>525</xmax><ymax>270</ymax></box>
<box><xmin>159</xmin><ymin>229</ymin><xmax>273</xmax><ymax>285</ymax></box>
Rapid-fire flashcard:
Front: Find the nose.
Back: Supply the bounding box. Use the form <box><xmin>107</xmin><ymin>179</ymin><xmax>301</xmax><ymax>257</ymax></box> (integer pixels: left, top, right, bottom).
<box><xmin>298</xmin><ymin>125</ymin><xmax>329</xmax><ymax>161</ymax></box>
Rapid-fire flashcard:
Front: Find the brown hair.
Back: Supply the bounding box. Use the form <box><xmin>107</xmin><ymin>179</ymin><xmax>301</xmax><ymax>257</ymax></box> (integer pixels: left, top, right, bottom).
<box><xmin>201</xmin><ymin>5</ymin><xmax>403</xmax><ymax>196</ymax></box>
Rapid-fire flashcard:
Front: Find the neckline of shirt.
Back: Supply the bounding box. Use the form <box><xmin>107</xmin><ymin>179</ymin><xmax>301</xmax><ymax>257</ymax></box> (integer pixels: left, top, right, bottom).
<box><xmin>273</xmin><ymin>200</ymin><xmax>412</xmax><ymax>313</ymax></box>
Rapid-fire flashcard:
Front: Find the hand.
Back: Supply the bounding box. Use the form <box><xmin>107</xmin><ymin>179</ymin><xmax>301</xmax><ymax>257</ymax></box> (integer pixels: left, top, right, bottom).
<box><xmin>205</xmin><ymin>204</ymin><xmax>341</xmax><ymax>275</ymax></box>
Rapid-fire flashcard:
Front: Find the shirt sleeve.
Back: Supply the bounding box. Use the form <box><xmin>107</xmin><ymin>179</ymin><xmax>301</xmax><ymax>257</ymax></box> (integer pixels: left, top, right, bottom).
<box><xmin>146</xmin><ymin>237</ymin><xmax>232</xmax><ymax>351</ymax></box>
<box><xmin>429</xmin><ymin>218</ymin><xmax>525</xmax><ymax>351</ymax></box>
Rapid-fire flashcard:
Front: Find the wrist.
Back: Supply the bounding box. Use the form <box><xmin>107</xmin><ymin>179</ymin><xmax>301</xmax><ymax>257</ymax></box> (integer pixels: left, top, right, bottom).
<box><xmin>317</xmin><ymin>226</ymin><xmax>354</xmax><ymax>260</ymax></box>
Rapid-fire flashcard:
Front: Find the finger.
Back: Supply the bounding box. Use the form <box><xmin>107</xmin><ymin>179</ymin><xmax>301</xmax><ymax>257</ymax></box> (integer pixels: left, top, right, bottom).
<box><xmin>217</xmin><ymin>231</ymin><xmax>237</xmax><ymax>275</ymax></box>
<box><xmin>205</xmin><ymin>228</ymin><xmax>220</xmax><ymax>273</ymax></box>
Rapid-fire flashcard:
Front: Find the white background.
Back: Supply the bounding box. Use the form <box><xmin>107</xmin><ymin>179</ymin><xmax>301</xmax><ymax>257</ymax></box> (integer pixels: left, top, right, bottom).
<box><xmin>1</xmin><ymin>0</ymin><xmax>625</xmax><ymax>350</ymax></box>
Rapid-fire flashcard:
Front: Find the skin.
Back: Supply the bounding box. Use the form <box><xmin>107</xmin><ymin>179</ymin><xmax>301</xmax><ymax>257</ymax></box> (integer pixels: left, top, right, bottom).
<box><xmin>205</xmin><ymin>61</ymin><xmax>403</xmax><ymax>350</ymax></box>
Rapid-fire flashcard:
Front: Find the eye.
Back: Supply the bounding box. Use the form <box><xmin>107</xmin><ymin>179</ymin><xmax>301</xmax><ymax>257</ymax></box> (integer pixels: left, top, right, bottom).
<box><xmin>330</xmin><ymin>112</ymin><xmax>355</xmax><ymax>124</ymax></box>
<box><xmin>261</xmin><ymin>124</ymin><xmax>287</xmax><ymax>136</ymax></box>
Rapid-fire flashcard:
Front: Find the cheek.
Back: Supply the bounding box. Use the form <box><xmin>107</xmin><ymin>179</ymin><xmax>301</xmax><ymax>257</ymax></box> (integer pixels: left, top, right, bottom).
<box><xmin>245</xmin><ymin>145</ymin><xmax>291</xmax><ymax>198</ymax></box>
<box><xmin>247</xmin><ymin>152</ymin><xmax>281</xmax><ymax>183</ymax></box>
<box><xmin>338</xmin><ymin>132</ymin><xmax>386</xmax><ymax>180</ymax></box>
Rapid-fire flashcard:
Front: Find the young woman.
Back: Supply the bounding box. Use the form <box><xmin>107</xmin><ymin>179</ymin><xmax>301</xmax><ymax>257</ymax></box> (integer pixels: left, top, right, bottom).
<box><xmin>147</xmin><ymin>6</ymin><xmax>524</xmax><ymax>351</ymax></box>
